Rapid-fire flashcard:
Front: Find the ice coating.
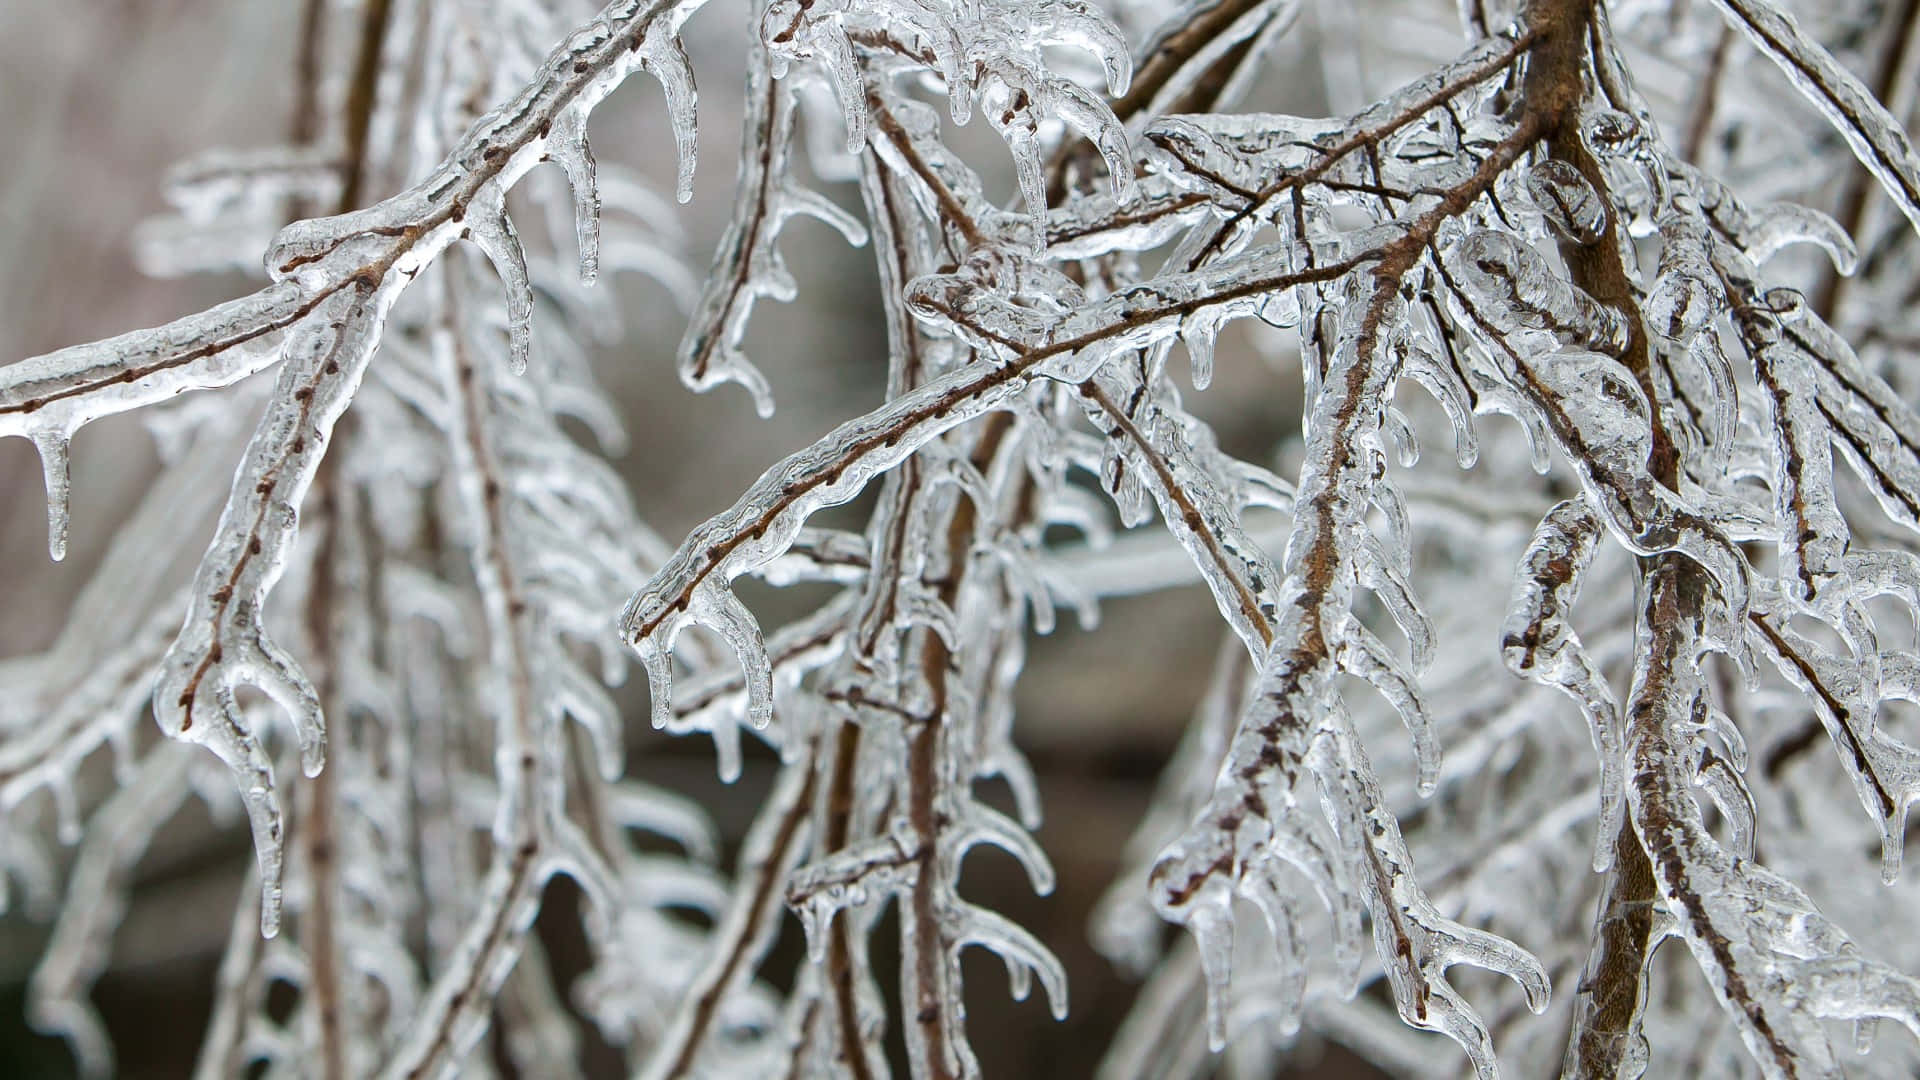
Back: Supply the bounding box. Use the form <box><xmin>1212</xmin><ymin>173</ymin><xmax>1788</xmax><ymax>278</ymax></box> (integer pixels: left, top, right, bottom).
<box><xmin>15</xmin><ymin>0</ymin><xmax>1920</xmax><ymax>1077</ymax></box>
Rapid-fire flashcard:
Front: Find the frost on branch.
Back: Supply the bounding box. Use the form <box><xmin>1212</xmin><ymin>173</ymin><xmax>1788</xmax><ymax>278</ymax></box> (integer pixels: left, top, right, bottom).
<box><xmin>14</xmin><ymin>0</ymin><xmax>1920</xmax><ymax>1077</ymax></box>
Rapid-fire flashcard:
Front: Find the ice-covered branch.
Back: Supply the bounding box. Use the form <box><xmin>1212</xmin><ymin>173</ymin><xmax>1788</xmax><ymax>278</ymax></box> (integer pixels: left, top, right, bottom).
<box><xmin>15</xmin><ymin>0</ymin><xmax>1920</xmax><ymax>1076</ymax></box>
<box><xmin>1632</xmin><ymin>560</ymin><xmax>1920</xmax><ymax>1077</ymax></box>
<box><xmin>1708</xmin><ymin>0</ymin><xmax>1920</xmax><ymax>237</ymax></box>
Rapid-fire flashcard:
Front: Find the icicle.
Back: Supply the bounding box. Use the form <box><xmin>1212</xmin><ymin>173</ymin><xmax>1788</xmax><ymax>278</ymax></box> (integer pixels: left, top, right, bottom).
<box><xmin>1694</xmin><ymin>748</ymin><xmax>1756</xmax><ymax>860</ymax></box>
<box><xmin>1383</xmin><ymin>405</ymin><xmax>1419</xmax><ymax>468</ymax></box>
<box><xmin>994</xmin><ymin>90</ymin><xmax>1051</xmax><ymax>232</ymax></box>
<box><xmin>1335</xmin><ymin>617</ymin><xmax>1439</xmax><ymax>796</ymax></box>
<box><xmin>551</xmin><ymin>661</ymin><xmax>625</xmax><ymax>782</ymax></box>
<box><xmin>827</xmin><ymin>23</ymin><xmax>871</xmax><ymax>154</ymax></box>
<box><xmin>253</xmin><ymin>634</ymin><xmax>329</xmax><ymax>780</ymax></box>
<box><xmin>1044</xmin><ymin>0</ymin><xmax>1133</xmax><ymax>98</ymax></box>
<box><xmin>1400</xmin><ymin>339</ymin><xmax>1478</xmax><ymax>468</ymax></box>
<box><xmin>1182</xmin><ymin>314</ymin><xmax>1217</xmax><ymax>391</ymax></box>
<box><xmin>605</xmin><ymin>782</ymin><xmax>721</xmax><ymax>864</ymax></box>
<box><xmin>1702</xmin><ymin>704</ymin><xmax>1748</xmax><ymax>774</ymax></box>
<box><xmin>1188</xmin><ymin>893</ymin><xmax>1237</xmax><ymax>1051</ymax></box>
<box><xmin>898</xmin><ymin>579</ymin><xmax>964</xmax><ymax>650</ymax></box>
<box><xmin>640</xmin><ymin>32</ymin><xmax>701</xmax><ymax>203</ymax></box>
<box><xmin>1683</xmin><ymin>332</ymin><xmax>1739</xmax><ymax>478</ymax></box>
<box><xmin>1368</xmin><ymin>483</ymin><xmax>1412</xmax><ymax>578</ymax></box>
<box><xmin>779</xmin><ymin>181</ymin><xmax>867</xmax><ymax>246</ymax></box>
<box><xmin>1359</xmin><ymin>538</ymin><xmax>1434</xmax><ymax>674</ymax></box>
<box><xmin>1741</xmin><ymin>201</ymin><xmax>1857</xmax><ymax>272</ymax></box>
<box><xmin>694</xmin><ymin>584</ymin><xmax>775</xmax><ymax>730</ymax></box>
<box><xmin>948</xmin><ymin>804</ymin><xmax>1055</xmax><ymax>896</ymax></box>
<box><xmin>465</xmin><ymin>195</ymin><xmax>536</xmax><ymax>375</ymax></box>
<box><xmin>953</xmin><ymin>905</ymin><xmax>1069</xmax><ymax>1021</ymax></box>
<box><xmin>219</xmin><ymin>704</ymin><xmax>288</xmax><ymax>939</ymax></box>
<box><xmin>1483</xmin><ymin>385</ymin><xmax>1556</xmax><ymax>475</ymax></box>
<box><xmin>711</xmin><ymin>715</ymin><xmax>744</xmax><ymax>785</ymax></box>
<box><xmin>30</xmin><ymin>431</ymin><xmax>71</xmax><ymax>562</ymax></box>
<box><xmin>636</xmin><ymin>616</ymin><xmax>684</xmax><ymax>735</ymax></box>
<box><xmin>546</xmin><ymin>112</ymin><xmax>601</xmax><ymax>285</ymax></box>
<box><xmin>1502</xmin><ymin>498</ymin><xmax>1626</xmax><ymax>872</ymax></box>
<box><xmin>1240</xmin><ymin>873</ymin><xmax>1309</xmax><ymax>1035</ymax></box>
<box><xmin>47</xmin><ymin>779</ymin><xmax>81</xmax><ymax>847</ymax></box>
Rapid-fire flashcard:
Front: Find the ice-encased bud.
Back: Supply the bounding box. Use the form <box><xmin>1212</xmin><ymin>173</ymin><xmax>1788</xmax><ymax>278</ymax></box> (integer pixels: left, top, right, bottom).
<box><xmin>1583</xmin><ymin>107</ymin><xmax>1646</xmax><ymax>160</ymax></box>
<box><xmin>1525</xmin><ymin>159</ymin><xmax>1608</xmax><ymax>246</ymax></box>
<box><xmin>1452</xmin><ymin>230</ymin><xmax>1631</xmax><ymax>357</ymax></box>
